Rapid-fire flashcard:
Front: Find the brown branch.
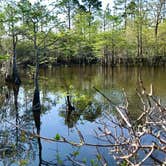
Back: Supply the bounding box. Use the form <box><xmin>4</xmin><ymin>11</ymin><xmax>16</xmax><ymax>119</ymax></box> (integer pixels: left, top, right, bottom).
<box><xmin>4</xmin><ymin>118</ymin><xmax>129</xmax><ymax>148</ymax></box>
<box><xmin>115</xmin><ymin>106</ymin><xmax>132</xmax><ymax>128</ymax></box>
<box><xmin>94</xmin><ymin>87</ymin><xmax>132</xmax><ymax>128</ymax></box>
<box><xmin>93</xmin><ymin>87</ymin><xmax>115</xmax><ymax>106</ymax></box>
<box><xmin>122</xmin><ymin>88</ymin><xmax>129</xmax><ymax>110</ymax></box>
<box><xmin>96</xmin><ymin>146</ymin><xmax>108</xmax><ymax>166</ymax></box>
<box><xmin>67</xmin><ymin>156</ymin><xmax>86</xmax><ymax>166</ymax></box>
<box><xmin>136</xmin><ymin>144</ymin><xmax>155</xmax><ymax>166</ymax></box>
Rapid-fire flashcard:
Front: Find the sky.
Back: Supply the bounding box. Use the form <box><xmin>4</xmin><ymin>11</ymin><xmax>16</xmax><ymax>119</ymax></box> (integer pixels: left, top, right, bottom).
<box><xmin>102</xmin><ymin>0</ymin><xmax>113</xmax><ymax>9</ymax></box>
<box><xmin>29</xmin><ymin>0</ymin><xmax>114</xmax><ymax>10</ymax></box>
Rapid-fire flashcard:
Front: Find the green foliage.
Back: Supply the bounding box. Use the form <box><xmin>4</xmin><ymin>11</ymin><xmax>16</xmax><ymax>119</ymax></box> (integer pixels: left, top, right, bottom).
<box><xmin>90</xmin><ymin>159</ymin><xmax>98</xmax><ymax>166</ymax></box>
<box><xmin>0</xmin><ymin>12</ymin><xmax>5</xmax><ymax>32</ymax></box>
<box><xmin>72</xmin><ymin>150</ymin><xmax>79</xmax><ymax>157</ymax></box>
<box><xmin>82</xmin><ymin>158</ymin><xmax>87</xmax><ymax>164</ymax></box>
<box><xmin>19</xmin><ymin>159</ymin><xmax>28</xmax><ymax>166</ymax></box>
<box><xmin>54</xmin><ymin>133</ymin><xmax>61</xmax><ymax>140</ymax></box>
<box><xmin>20</xmin><ymin>131</ymin><xmax>26</xmax><ymax>142</ymax></box>
<box><xmin>0</xmin><ymin>54</ymin><xmax>10</xmax><ymax>61</ymax></box>
<box><xmin>56</xmin><ymin>152</ymin><xmax>63</xmax><ymax>165</ymax></box>
<box><xmin>120</xmin><ymin>160</ymin><xmax>127</xmax><ymax>166</ymax></box>
<box><xmin>72</xmin><ymin>93</ymin><xmax>92</xmax><ymax>111</ymax></box>
<box><xmin>96</xmin><ymin>154</ymin><xmax>101</xmax><ymax>161</ymax></box>
<box><xmin>0</xmin><ymin>0</ymin><xmax>166</xmax><ymax>67</ymax></box>
<box><xmin>16</xmin><ymin>41</ymin><xmax>34</xmax><ymax>63</ymax></box>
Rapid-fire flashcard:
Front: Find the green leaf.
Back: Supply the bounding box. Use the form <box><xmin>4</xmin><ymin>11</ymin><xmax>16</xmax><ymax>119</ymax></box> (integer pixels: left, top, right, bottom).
<box><xmin>82</xmin><ymin>158</ymin><xmax>87</xmax><ymax>163</ymax></box>
<box><xmin>72</xmin><ymin>151</ymin><xmax>79</xmax><ymax>157</ymax></box>
<box><xmin>96</xmin><ymin>154</ymin><xmax>101</xmax><ymax>161</ymax></box>
<box><xmin>90</xmin><ymin>159</ymin><xmax>98</xmax><ymax>166</ymax></box>
<box><xmin>20</xmin><ymin>131</ymin><xmax>26</xmax><ymax>142</ymax></box>
<box><xmin>54</xmin><ymin>134</ymin><xmax>61</xmax><ymax>140</ymax></box>
<box><xmin>0</xmin><ymin>54</ymin><xmax>10</xmax><ymax>61</ymax></box>
<box><xmin>19</xmin><ymin>159</ymin><xmax>28</xmax><ymax>166</ymax></box>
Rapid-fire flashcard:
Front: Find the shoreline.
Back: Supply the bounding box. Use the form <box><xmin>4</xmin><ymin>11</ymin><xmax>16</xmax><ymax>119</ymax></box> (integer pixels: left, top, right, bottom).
<box><xmin>18</xmin><ymin>55</ymin><xmax>166</xmax><ymax>68</ymax></box>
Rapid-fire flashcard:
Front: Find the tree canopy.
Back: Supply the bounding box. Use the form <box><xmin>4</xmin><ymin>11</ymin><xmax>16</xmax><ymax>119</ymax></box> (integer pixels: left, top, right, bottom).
<box><xmin>0</xmin><ymin>0</ymin><xmax>166</xmax><ymax>66</ymax></box>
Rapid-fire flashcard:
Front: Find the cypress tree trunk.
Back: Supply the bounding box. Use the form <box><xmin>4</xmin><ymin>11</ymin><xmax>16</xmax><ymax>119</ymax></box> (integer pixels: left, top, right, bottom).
<box><xmin>13</xmin><ymin>84</ymin><xmax>20</xmax><ymax>146</ymax></box>
<box><xmin>67</xmin><ymin>1</ymin><xmax>71</xmax><ymax>30</ymax></box>
<box><xmin>136</xmin><ymin>0</ymin><xmax>143</xmax><ymax>58</ymax></box>
<box><xmin>33</xmin><ymin>22</ymin><xmax>39</xmax><ymax>91</ymax></box>
<box><xmin>32</xmin><ymin>22</ymin><xmax>41</xmax><ymax>163</ymax></box>
<box><xmin>11</xmin><ymin>23</ymin><xmax>21</xmax><ymax>85</ymax></box>
<box><xmin>32</xmin><ymin>87</ymin><xmax>42</xmax><ymax>166</ymax></box>
<box><xmin>154</xmin><ymin>1</ymin><xmax>164</xmax><ymax>56</ymax></box>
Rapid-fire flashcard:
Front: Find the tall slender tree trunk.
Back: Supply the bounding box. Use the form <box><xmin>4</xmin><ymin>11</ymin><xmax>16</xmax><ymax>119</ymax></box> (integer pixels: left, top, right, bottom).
<box><xmin>137</xmin><ymin>24</ymin><xmax>143</xmax><ymax>57</ymax></box>
<box><xmin>111</xmin><ymin>22</ymin><xmax>115</xmax><ymax>66</ymax></box>
<box><xmin>33</xmin><ymin>22</ymin><xmax>39</xmax><ymax>91</ymax></box>
<box><xmin>124</xmin><ymin>0</ymin><xmax>127</xmax><ymax>30</ymax></box>
<box><xmin>67</xmin><ymin>1</ymin><xmax>71</xmax><ymax>30</ymax></box>
<box><xmin>155</xmin><ymin>22</ymin><xmax>159</xmax><ymax>56</ymax></box>
<box><xmin>103</xmin><ymin>12</ymin><xmax>106</xmax><ymax>32</ymax></box>
<box><xmin>111</xmin><ymin>39</ymin><xmax>115</xmax><ymax>66</ymax></box>
<box><xmin>12</xmin><ymin>31</ymin><xmax>17</xmax><ymax>78</ymax></box>
<box><xmin>88</xmin><ymin>4</ymin><xmax>91</xmax><ymax>27</ymax></box>
<box><xmin>32</xmin><ymin>40</ymin><xmax>42</xmax><ymax>165</ymax></box>
<box><xmin>137</xmin><ymin>0</ymin><xmax>143</xmax><ymax>57</ymax></box>
<box><xmin>140</xmin><ymin>20</ymin><xmax>143</xmax><ymax>57</ymax></box>
<box><xmin>13</xmin><ymin>84</ymin><xmax>19</xmax><ymax>147</ymax></box>
<box><xmin>88</xmin><ymin>5</ymin><xmax>92</xmax><ymax>42</ymax></box>
<box><xmin>154</xmin><ymin>0</ymin><xmax>164</xmax><ymax>56</ymax></box>
<box><xmin>11</xmin><ymin>23</ymin><xmax>21</xmax><ymax>85</ymax></box>
<box><xmin>32</xmin><ymin>22</ymin><xmax>41</xmax><ymax>120</ymax></box>
<box><xmin>32</xmin><ymin>87</ymin><xmax>42</xmax><ymax>165</ymax></box>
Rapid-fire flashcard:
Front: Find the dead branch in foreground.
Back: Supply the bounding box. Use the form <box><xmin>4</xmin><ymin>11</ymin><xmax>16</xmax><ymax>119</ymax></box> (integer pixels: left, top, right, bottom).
<box><xmin>93</xmin><ymin>79</ymin><xmax>166</xmax><ymax>166</ymax></box>
<box><xmin>3</xmin><ymin>80</ymin><xmax>166</xmax><ymax>166</ymax></box>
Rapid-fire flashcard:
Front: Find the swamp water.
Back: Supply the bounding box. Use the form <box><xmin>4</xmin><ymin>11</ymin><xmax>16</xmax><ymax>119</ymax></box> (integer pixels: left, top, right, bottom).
<box><xmin>0</xmin><ymin>66</ymin><xmax>165</xmax><ymax>166</ymax></box>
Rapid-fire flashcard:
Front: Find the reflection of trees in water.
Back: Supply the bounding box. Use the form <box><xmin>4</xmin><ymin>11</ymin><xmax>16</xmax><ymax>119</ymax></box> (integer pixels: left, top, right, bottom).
<box><xmin>32</xmin><ymin>76</ymin><xmax>65</xmax><ymax>165</ymax></box>
<box><xmin>0</xmin><ymin>80</ymin><xmax>67</xmax><ymax>165</ymax></box>
<box><xmin>0</xmin><ymin>83</ymin><xmax>37</xmax><ymax>165</ymax></box>
<box><xmin>83</xmin><ymin>103</ymin><xmax>102</xmax><ymax>122</ymax></box>
<box><xmin>0</xmin><ymin>83</ymin><xmax>57</xmax><ymax>165</ymax></box>
<box><xmin>32</xmin><ymin>87</ymin><xmax>42</xmax><ymax>166</ymax></box>
<box><xmin>57</xmin><ymin>85</ymin><xmax>127</xmax><ymax>128</ymax></box>
<box><xmin>59</xmin><ymin>93</ymin><xmax>104</xmax><ymax>128</ymax></box>
<box><xmin>0</xmin><ymin>66</ymin><xmax>164</xmax><ymax>165</ymax></box>
<box><xmin>20</xmin><ymin>66</ymin><xmax>166</xmax><ymax>125</ymax></box>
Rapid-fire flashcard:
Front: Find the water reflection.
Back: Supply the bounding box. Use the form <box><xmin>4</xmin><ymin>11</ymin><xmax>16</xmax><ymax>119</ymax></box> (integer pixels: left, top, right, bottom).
<box><xmin>32</xmin><ymin>88</ymin><xmax>42</xmax><ymax>166</ymax></box>
<box><xmin>58</xmin><ymin>90</ymin><xmax>104</xmax><ymax>128</ymax></box>
<box><xmin>0</xmin><ymin>66</ymin><xmax>165</xmax><ymax>165</ymax></box>
<box><xmin>13</xmin><ymin>84</ymin><xmax>19</xmax><ymax>148</ymax></box>
<box><xmin>0</xmin><ymin>83</ymin><xmax>36</xmax><ymax>165</ymax></box>
<box><xmin>65</xmin><ymin>95</ymin><xmax>76</xmax><ymax>128</ymax></box>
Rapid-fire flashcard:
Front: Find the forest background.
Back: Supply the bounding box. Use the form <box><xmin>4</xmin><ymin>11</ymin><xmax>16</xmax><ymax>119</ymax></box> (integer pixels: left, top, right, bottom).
<box><xmin>0</xmin><ymin>0</ymin><xmax>166</xmax><ymax>67</ymax></box>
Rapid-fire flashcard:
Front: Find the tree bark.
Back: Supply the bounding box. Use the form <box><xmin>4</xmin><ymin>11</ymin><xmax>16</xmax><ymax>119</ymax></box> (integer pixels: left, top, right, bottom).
<box><xmin>137</xmin><ymin>0</ymin><xmax>143</xmax><ymax>57</ymax></box>
<box><xmin>33</xmin><ymin>22</ymin><xmax>39</xmax><ymax>90</ymax></box>
<box><xmin>11</xmin><ymin>23</ymin><xmax>21</xmax><ymax>85</ymax></box>
<box><xmin>67</xmin><ymin>1</ymin><xmax>71</xmax><ymax>30</ymax></box>
<box><xmin>154</xmin><ymin>0</ymin><xmax>164</xmax><ymax>56</ymax></box>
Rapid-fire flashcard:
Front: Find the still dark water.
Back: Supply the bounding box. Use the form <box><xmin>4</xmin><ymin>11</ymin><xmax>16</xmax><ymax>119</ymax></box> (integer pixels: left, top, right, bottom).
<box><xmin>0</xmin><ymin>66</ymin><xmax>165</xmax><ymax>166</ymax></box>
